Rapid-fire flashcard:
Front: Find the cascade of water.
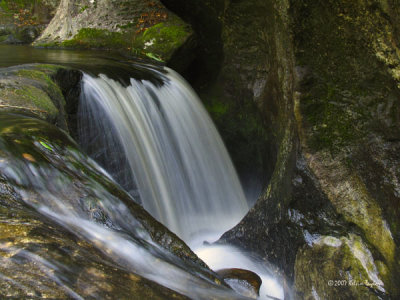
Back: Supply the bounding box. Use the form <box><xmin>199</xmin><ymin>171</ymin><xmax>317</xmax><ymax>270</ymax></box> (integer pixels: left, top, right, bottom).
<box><xmin>78</xmin><ymin>68</ymin><xmax>248</xmax><ymax>243</ymax></box>
<box><xmin>0</xmin><ymin>114</ymin><xmax>245</xmax><ymax>299</ymax></box>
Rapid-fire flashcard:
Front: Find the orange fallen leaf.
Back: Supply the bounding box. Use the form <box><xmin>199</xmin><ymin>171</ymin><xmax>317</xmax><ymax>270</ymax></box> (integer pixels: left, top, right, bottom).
<box><xmin>22</xmin><ymin>153</ymin><xmax>36</xmax><ymax>162</ymax></box>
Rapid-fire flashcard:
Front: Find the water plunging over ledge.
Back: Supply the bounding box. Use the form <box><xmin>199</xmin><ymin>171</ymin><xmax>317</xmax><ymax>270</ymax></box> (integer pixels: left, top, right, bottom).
<box><xmin>78</xmin><ymin>68</ymin><xmax>249</xmax><ymax>244</ymax></box>
<box><xmin>77</xmin><ymin>68</ymin><xmax>284</xmax><ymax>299</ymax></box>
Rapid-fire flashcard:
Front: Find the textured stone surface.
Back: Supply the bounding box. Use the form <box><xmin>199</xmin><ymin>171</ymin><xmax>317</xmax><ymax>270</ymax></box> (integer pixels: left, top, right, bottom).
<box><xmin>0</xmin><ymin>64</ymin><xmax>70</xmax><ymax>129</ymax></box>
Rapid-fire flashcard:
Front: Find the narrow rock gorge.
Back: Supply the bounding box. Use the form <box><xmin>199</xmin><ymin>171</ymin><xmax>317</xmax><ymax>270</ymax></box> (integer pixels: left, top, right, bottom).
<box><xmin>1</xmin><ymin>0</ymin><xmax>399</xmax><ymax>299</ymax></box>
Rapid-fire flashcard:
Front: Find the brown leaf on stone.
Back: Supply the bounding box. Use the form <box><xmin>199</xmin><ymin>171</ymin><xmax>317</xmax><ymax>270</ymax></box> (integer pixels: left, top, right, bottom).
<box><xmin>22</xmin><ymin>153</ymin><xmax>36</xmax><ymax>162</ymax></box>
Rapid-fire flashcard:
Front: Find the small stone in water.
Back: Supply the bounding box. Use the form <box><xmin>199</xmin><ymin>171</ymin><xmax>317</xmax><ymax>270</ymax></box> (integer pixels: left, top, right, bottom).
<box><xmin>216</xmin><ymin>268</ymin><xmax>262</xmax><ymax>299</ymax></box>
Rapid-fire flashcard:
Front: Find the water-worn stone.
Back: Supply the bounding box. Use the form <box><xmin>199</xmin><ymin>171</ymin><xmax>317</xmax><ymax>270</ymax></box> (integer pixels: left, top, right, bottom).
<box><xmin>217</xmin><ymin>268</ymin><xmax>262</xmax><ymax>298</ymax></box>
<box><xmin>0</xmin><ymin>177</ymin><xmax>188</xmax><ymax>299</ymax></box>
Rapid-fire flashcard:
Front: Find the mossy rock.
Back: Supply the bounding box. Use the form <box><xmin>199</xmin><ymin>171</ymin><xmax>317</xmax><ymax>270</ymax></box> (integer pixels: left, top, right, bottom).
<box><xmin>295</xmin><ymin>234</ymin><xmax>389</xmax><ymax>299</ymax></box>
<box><xmin>132</xmin><ymin>16</ymin><xmax>192</xmax><ymax>62</ymax></box>
<box><xmin>33</xmin><ymin>0</ymin><xmax>193</xmax><ymax>63</ymax></box>
<box><xmin>61</xmin><ymin>28</ymin><xmax>128</xmax><ymax>49</ymax></box>
<box><xmin>0</xmin><ymin>64</ymin><xmax>71</xmax><ymax>129</ymax></box>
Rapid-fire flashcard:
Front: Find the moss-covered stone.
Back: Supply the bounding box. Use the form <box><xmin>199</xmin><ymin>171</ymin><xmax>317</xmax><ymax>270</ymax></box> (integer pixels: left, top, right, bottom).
<box><xmin>295</xmin><ymin>234</ymin><xmax>389</xmax><ymax>299</ymax></box>
<box><xmin>291</xmin><ymin>1</ymin><xmax>400</xmax><ymax>296</ymax></box>
<box><xmin>61</xmin><ymin>28</ymin><xmax>128</xmax><ymax>49</ymax></box>
<box><xmin>0</xmin><ymin>64</ymin><xmax>71</xmax><ymax>129</ymax></box>
<box><xmin>0</xmin><ymin>64</ymin><xmax>85</xmax><ymax>136</ymax></box>
<box><xmin>0</xmin><ymin>80</ymin><xmax>57</xmax><ymax>120</ymax></box>
<box><xmin>132</xmin><ymin>16</ymin><xmax>191</xmax><ymax>62</ymax></box>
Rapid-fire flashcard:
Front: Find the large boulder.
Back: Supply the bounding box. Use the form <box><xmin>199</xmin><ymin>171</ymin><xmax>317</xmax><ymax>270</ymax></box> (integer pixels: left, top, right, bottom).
<box><xmin>33</xmin><ymin>0</ymin><xmax>192</xmax><ymax>62</ymax></box>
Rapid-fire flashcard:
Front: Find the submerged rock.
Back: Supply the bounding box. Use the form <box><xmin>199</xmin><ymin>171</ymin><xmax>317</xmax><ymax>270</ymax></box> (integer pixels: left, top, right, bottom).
<box><xmin>0</xmin><ymin>179</ymin><xmax>188</xmax><ymax>299</ymax></box>
<box><xmin>217</xmin><ymin>268</ymin><xmax>262</xmax><ymax>299</ymax></box>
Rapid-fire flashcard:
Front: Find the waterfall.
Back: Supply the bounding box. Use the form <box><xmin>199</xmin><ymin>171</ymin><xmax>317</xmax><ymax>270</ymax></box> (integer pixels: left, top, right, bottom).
<box><xmin>78</xmin><ymin>67</ymin><xmax>248</xmax><ymax>243</ymax></box>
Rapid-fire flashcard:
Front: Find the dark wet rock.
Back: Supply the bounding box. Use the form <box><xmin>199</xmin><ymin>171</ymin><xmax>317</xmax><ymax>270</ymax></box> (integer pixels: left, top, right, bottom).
<box><xmin>217</xmin><ymin>268</ymin><xmax>262</xmax><ymax>299</ymax></box>
<box><xmin>0</xmin><ymin>178</ymin><xmax>189</xmax><ymax>299</ymax></box>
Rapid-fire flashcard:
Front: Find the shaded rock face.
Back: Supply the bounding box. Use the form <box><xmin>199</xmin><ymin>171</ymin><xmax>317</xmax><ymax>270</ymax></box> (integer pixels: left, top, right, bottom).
<box><xmin>163</xmin><ymin>0</ymin><xmax>400</xmax><ymax>299</ymax></box>
<box><xmin>0</xmin><ymin>0</ymin><xmax>59</xmax><ymax>44</ymax></box>
<box><xmin>33</xmin><ymin>0</ymin><xmax>192</xmax><ymax>62</ymax></box>
<box><xmin>162</xmin><ymin>0</ymin><xmax>273</xmax><ymax>199</ymax></box>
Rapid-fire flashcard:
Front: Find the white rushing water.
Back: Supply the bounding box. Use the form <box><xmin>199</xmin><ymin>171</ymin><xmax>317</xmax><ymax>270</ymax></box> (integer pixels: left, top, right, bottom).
<box><xmin>78</xmin><ymin>68</ymin><xmax>248</xmax><ymax>243</ymax></box>
<box><xmin>77</xmin><ymin>68</ymin><xmax>284</xmax><ymax>299</ymax></box>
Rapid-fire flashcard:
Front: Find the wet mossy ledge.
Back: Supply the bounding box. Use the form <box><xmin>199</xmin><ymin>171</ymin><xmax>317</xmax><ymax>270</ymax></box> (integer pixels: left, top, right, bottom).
<box><xmin>0</xmin><ymin>64</ymin><xmax>82</xmax><ymax>133</ymax></box>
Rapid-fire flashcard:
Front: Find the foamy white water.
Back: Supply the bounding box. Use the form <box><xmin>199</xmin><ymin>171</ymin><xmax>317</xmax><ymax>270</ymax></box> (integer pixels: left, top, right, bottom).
<box><xmin>78</xmin><ymin>68</ymin><xmax>248</xmax><ymax>243</ymax></box>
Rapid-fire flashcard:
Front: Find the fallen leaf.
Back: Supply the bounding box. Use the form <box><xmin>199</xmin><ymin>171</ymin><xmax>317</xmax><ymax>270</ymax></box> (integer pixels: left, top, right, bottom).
<box><xmin>22</xmin><ymin>153</ymin><xmax>36</xmax><ymax>162</ymax></box>
<box><xmin>39</xmin><ymin>141</ymin><xmax>53</xmax><ymax>151</ymax></box>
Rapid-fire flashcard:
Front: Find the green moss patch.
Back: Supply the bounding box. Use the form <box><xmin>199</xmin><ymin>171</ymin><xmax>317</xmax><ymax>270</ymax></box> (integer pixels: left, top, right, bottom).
<box><xmin>293</xmin><ymin>1</ymin><xmax>400</xmax><ymax>154</ymax></box>
<box><xmin>202</xmin><ymin>87</ymin><xmax>268</xmax><ymax>182</ymax></box>
<box><xmin>295</xmin><ymin>234</ymin><xmax>389</xmax><ymax>299</ymax></box>
<box><xmin>0</xmin><ymin>84</ymin><xmax>58</xmax><ymax>119</ymax></box>
<box><xmin>132</xmin><ymin>17</ymin><xmax>191</xmax><ymax>61</ymax></box>
<box><xmin>61</xmin><ymin>28</ymin><xmax>128</xmax><ymax>49</ymax></box>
